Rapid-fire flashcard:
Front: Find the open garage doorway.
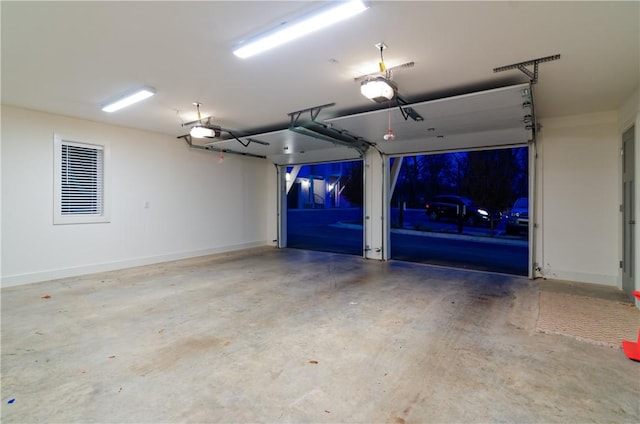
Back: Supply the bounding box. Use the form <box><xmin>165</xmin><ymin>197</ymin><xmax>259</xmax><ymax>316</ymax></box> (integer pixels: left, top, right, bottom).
<box><xmin>286</xmin><ymin>160</ymin><xmax>363</xmax><ymax>255</ymax></box>
<box><xmin>389</xmin><ymin>147</ymin><xmax>529</xmax><ymax>275</ymax></box>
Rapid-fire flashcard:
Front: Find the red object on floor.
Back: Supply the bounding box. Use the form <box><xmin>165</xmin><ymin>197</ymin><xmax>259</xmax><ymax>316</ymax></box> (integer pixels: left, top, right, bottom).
<box><xmin>622</xmin><ymin>330</ymin><xmax>640</xmax><ymax>362</ymax></box>
<box><xmin>622</xmin><ymin>291</ymin><xmax>640</xmax><ymax>361</ymax></box>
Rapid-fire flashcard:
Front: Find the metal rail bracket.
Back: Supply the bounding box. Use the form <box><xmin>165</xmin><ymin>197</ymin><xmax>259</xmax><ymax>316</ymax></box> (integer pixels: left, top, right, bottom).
<box><xmin>493</xmin><ymin>54</ymin><xmax>561</xmax><ymax>84</ymax></box>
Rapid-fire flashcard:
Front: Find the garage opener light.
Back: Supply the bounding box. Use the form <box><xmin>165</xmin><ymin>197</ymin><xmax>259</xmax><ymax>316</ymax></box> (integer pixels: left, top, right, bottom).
<box><xmin>233</xmin><ymin>0</ymin><xmax>369</xmax><ymax>59</ymax></box>
<box><xmin>101</xmin><ymin>86</ymin><xmax>155</xmax><ymax>112</ymax></box>
<box><xmin>361</xmin><ymin>76</ymin><xmax>397</xmax><ymax>103</ymax></box>
<box><xmin>190</xmin><ymin>125</ymin><xmax>216</xmax><ymax>138</ymax></box>
<box><xmin>190</xmin><ymin>103</ymin><xmax>216</xmax><ymax>139</ymax></box>
<box><xmin>360</xmin><ymin>43</ymin><xmax>398</xmax><ymax>103</ymax></box>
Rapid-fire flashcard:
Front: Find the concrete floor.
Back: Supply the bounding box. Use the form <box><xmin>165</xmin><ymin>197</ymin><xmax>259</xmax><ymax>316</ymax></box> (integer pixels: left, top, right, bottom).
<box><xmin>1</xmin><ymin>247</ymin><xmax>639</xmax><ymax>423</ymax></box>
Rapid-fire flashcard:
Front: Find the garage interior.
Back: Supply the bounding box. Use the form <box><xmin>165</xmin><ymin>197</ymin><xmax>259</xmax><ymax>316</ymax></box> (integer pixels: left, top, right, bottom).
<box><xmin>2</xmin><ymin>1</ymin><xmax>640</xmax><ymax>422</ymax></box>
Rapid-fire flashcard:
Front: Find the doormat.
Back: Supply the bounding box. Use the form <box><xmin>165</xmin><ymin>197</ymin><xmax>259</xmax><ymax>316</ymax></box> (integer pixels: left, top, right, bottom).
<box><xmin>536</xmin><ymin>291</ymin><xmax>640</xmax><ymax>348</ymax></box>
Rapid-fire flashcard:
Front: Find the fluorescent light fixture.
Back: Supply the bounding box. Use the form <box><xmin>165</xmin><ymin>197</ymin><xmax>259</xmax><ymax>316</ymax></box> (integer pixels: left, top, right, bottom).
<box><xmin>233</xmin><ymin>0</ymin><xmax>369</xmax><ymax>59</ymax></box>
<box><xmin>360</xmin><ymin>77</ymin><xmax>397</xmax><ymax>103</ymax></box>
<box><xmin>190</xmin><ymin>125</ymin><xmax>216</xmax><ymax>138</ymax></box>
<box><xmin>101</xmin><ymin>86</ymin><xmax>155</xmax><ymax>112</ymax></box>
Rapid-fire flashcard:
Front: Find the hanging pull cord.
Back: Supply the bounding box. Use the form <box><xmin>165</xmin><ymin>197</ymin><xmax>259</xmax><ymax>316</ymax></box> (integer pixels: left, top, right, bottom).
<box><xmin>384</xmin><ymin>99</ymin><xmax>395</xmax><ymax>141</ymax></box>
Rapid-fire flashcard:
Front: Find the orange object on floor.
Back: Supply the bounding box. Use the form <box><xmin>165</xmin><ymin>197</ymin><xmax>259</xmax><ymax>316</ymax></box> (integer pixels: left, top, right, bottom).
<box><xmin>622</xmin><ymin>291</ymin><xmax>640</xmax><ymax>362</ymax></box>
<box><xmin>622</xmin><ymin>330</ymin><xmax>640</xmax><ymax>361</ymax></box>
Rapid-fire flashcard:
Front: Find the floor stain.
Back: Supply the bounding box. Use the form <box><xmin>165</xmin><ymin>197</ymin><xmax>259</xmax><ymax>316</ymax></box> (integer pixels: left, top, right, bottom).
<box><xmin>133</xmin><ymin>336</ymin><xmax>228</xmax><ymax>376</ymax></box>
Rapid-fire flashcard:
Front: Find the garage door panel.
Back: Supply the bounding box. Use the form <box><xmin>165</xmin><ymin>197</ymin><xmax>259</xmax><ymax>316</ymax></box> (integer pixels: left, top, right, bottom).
<box><xmin>268</xmin><ymin>146</ymin><xmax>362</xmax><ymax>165</ymax></box>
<box><xmin>372</xmin><ymin>127</ymin><xmax>530</xmax><ymax>155</ymax></box>
<box><xmin>327</xmin><ymin>83</ymin><xmax>532</xmax><ymax>156</ymax></box>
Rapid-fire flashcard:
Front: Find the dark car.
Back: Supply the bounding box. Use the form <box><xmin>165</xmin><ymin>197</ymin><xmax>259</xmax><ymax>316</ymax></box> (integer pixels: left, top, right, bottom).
<box><xmin>506</xmin><ymin>197</ymin><xmax>529</xmax><ymax>234</ymax></box>
<box><xmin>425</xmin><ymin>195</ymin><xmax>499</xmax><ymax>227</ymax></box>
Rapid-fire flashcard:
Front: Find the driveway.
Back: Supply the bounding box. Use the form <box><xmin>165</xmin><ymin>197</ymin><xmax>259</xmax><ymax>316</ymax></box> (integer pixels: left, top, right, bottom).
<box><xmin>287</xmin><ymin>208</ymin><xmax>528</xmax><ymax>275</ymax></box>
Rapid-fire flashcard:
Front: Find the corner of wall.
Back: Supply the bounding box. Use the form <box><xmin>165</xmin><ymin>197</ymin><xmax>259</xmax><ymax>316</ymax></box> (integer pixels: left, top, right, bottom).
<box><xmin>1</xmin><ymin>241</ymin><xmax>271</xmax><ymax>288</ymax></box>
<box><xmin>619</xmin><ymin>89</ymin><xmax>639</xmax><ymax>132</ymax></box>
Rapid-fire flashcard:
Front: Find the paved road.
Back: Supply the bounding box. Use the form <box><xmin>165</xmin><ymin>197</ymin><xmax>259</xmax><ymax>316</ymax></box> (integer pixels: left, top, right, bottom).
<box><xmin>287</xmin><ymin>208</ymin><xmax>528</xmax><ymax>275</ymax></box>
<box><xmin>286</xmin><ymin>208</ymin><xmax>363</xmax><ymax>255</ymax></box>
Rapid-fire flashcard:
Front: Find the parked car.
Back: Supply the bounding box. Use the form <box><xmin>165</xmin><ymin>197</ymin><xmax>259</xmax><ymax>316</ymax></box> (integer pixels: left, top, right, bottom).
<box><xmin>425</xmin><ymin>195</ymin><xmax>500</xmax><ymax>227</ymax></box>
<box><xmin>506</xmin><ymin>197</ymin><xmax>529</xmax><ymax>234</ymax></box>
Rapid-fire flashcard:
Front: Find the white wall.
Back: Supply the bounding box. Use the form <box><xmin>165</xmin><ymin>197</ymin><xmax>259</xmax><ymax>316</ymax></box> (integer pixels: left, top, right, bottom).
<box><xmin>535</xmin><ymin>111</ymin><xmax>620</xmax><ymax>285</ymax></box>
<box><xmin>1</xmin><ymin>106</ymin><xmax>276</xmax><ymax>286</ymax></box>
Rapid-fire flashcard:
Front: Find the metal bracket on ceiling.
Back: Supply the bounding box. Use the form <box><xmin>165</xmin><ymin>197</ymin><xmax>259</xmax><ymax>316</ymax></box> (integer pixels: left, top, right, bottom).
<box><xmin>244</xmin><ymin>137</ymin><xmax>270</xmax><ymax>147</ymax></box>
<box><xmin>176</xmin><ymin>134</ymin><xmax>267</xmax><ymax>159</ymax></box>
<box><xmin>493</xmin><ymin>54</ymin><xmax>561</xmax><ymax>84</ymax></box>
<box><xmin>287</xmin><ymin>102</ymin><xmax>371</xmax><ymax>153</ymax></box>
<box><xmin>396</xmin><ymin>95</ymin><xmax>424</xmax><ymax>122</ymax></box>
<box><xmin>289</xmin><ymin>121</ymin><xmax>371</xmax><ymax>153</ymax></box>
<box><xmin>220</xmin><ymin>129</ymin><xmax>271</xmax><ymax>148</ymax></box>
<box><xmin>178</xmin><ymin>124</ymin><xmax>271</xmax><ymax>149</ymax></box>
<box><xmin>288</xmin><ymin>103</ymin><xmax>336</xmax><ymax>126</ymax></box>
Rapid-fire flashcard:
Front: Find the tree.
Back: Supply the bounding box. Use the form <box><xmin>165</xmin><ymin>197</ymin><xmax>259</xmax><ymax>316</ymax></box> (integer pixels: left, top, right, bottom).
<box><xmin>459</xmin><ymin>147</ymin><xmax>528</xmax><ymax>213</ymax></box>
<box><xmin>341</xmin><ymin>161</ymin><xmax>363</xmax><ymax>206</ymax></box>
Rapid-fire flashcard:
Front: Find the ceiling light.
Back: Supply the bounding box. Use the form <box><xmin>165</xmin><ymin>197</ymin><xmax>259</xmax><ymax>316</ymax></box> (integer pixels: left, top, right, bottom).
<box><xmin>233</xmin><ymin>0</ymin><xmax>369</xmax><ymax>59</ymax></box>
<box><xmin>361</xmin><ymin>77</ymin><xmax>397</xmax><ymax>103</ymax></box>
<box><xmin>190</xmin><ymin>125</ymin><xmax>216</xmax><ymax>138</ymax></box>
<box><xmin>101</xmin><ymin>86</ymin><xmax>155</xmax><ymax>112</ymax></box>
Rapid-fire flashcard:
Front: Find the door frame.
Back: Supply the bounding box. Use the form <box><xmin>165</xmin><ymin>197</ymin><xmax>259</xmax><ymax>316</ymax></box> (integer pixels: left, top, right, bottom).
<box><xmin>622</xmin><ymin>125</ymin><xmax>636</xmax><ymax>298</ymax></box>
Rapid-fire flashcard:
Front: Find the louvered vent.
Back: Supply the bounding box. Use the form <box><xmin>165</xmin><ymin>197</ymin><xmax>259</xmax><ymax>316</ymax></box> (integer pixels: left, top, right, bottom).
<box><xmin>60</xmin><ymin>143</ymin><xmax>103</xmax><ymax>215</ymax></box>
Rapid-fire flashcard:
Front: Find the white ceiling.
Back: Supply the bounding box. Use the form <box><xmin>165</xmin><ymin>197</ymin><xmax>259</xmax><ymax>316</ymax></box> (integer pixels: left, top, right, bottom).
<box><xmin>2</xmin><ymin>1</ymin><xmax>638</xmax><ymax>162</ymax></box>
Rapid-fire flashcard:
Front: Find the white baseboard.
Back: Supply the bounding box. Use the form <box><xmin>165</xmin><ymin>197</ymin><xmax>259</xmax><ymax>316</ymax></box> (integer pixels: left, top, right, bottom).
<box><xmin>536</xmin><ymin>268</ymin><xmax>619</xmax><ymax>287</ymax></box>
<box><xmin>1</xmin><ymin>241</ymin><xmax>270</xmax><ymax>288</ymax></box>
